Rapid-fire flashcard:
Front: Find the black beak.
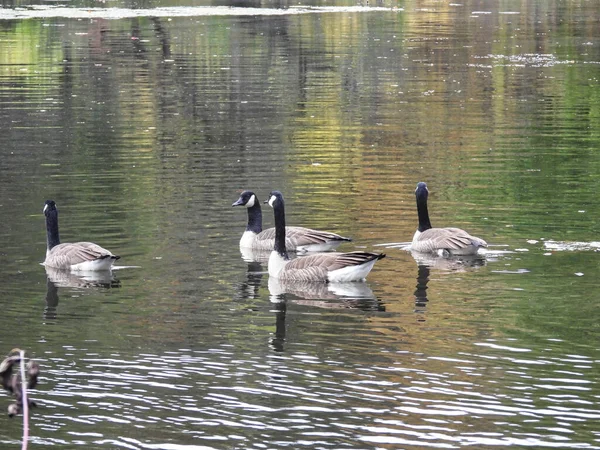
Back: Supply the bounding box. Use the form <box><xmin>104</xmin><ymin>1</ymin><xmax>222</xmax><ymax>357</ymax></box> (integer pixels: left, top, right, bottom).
<box><xmin>232</xmin><ymin>198</ymin><xmax>244</xmax><ymax>207</ymax></box>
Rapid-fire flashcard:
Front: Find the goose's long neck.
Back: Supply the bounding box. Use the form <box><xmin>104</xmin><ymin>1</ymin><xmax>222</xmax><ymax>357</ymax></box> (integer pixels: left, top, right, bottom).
<box><xmin>246</xmin><ymin>202</ymin><xmax>263</xmax><ymax>234</ymax></box>
<box><xmin>273</xmin><ymin>200</ymin><xmax>290</xmax><ymax>260</ymax></box>
<box><xmin>46</xmin><ymin>210</ymin><xmax>61</xmax><ymax>251</ymax></box>
<box><xmin>416</xmin><ymin>193</ymin><xmax>432</xmax><ymax>232</ymax></box>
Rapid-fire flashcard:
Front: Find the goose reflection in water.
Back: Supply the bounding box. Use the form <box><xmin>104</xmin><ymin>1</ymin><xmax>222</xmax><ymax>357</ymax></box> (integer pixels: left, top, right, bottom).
<box><xmin>238</xmin><ymin>246</ymin><xmax>272</xmax><ymax>264</ymax></box>
<box><xmin>268</xmin><ymin>277</ymin><xmax>381</xmax><ymax>308</ymax></box>
<box><xmin>43</xmin><ymin>267</ymin><xmax>120</xmax><ymax>320</ymax></box>
<box><xmin>414</xmin><ymin>264</ymin><xmax>430</xmax><ymax>317</ymax></box>
<box><xmin>410</xmin><ymin>251</ymin><xmax>486</xmax><ymax>319</ymax></box>
<box><xmin>267</xmin><ymin>277</ymin><xmax>384</xmax><ymax>352</ymax></box>
<box><xmin>233</xmin><ymin>260</ymin><xmax>265</xmax><ymax>302</ymax></box>
<box><xmin>410</xmin><ymin>250</ymin><xmax>487</xmax><ymax>271</ymax></box>
<box><xmin>235</xmin><ymin>246</ymin><xmax>301</xmax><ymax>301</ymax></box>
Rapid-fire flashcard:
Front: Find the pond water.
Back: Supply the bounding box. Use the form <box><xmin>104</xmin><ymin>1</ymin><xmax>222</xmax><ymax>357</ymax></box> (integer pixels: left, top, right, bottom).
<box><xmin>1</xmin><ymin>0</ymin><xmax>600</xmax><ymax>448</ymax></box>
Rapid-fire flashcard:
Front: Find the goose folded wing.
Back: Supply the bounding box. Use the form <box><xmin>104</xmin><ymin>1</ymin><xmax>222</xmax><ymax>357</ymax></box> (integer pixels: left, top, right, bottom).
<box><xmin>442</xmin><ymin>228</ymin><xmax>487</xmax><ymax>248</ymax></box>
<box><xmin>257</xmin><ymin>226</ymin><xmax>349</xmax><ymax>248</ymax></box>
<box><xmin>50</xmin><ymin>242</ymin><xmax>114</xmax><ymax>265</ymax></box>
<box><xmin>278</xmin><ymin>253</ymin><xmax>335</xmax><ymax>281</ymax></box>
<box><xmin>286</xmin><ymin>251</ymin><xmax>380</xmax><ymax>273</ymax></box>
<box><xmin>420</xmin><ymin>228</ymin><xmax>479</xmax><ymax>250</ymax></box>
<box><xmin>288</xmin><ymin>227</ymin><xmax>351</xmax><ymax>244</ymax></box>
<box><xmin>325</xmin><ymin>251</ymin><xmax>383</xmax><ymax>270</ymax></box>
<box><xmin>256</xmin><ymin>227</ymin><xmax>276</xmax><ymax>241</ymax></box>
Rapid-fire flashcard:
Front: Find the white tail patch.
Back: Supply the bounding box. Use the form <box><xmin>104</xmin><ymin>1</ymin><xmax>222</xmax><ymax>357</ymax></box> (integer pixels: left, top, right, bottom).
<box><xmin>295</xmin><ymin>241</ymin><xmax>345</xmax><ymax>253</ymax></box>
<box><xmin>327</xmin><ymin>259</ymin><xmax>378</xmax><ymax>282</ymax></box>
<box><xmin>70</xmin><ymin>258</ymin><xmax>116</xmax><ymax>271</ymax></box>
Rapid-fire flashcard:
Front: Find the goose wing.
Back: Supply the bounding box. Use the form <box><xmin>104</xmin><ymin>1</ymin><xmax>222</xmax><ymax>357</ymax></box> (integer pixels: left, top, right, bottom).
<box><xmin>281</xmin><ymin>251</ymin><xmax>383</xmax><ymax>282</ymax></box>
<box><xmin>46</xmin><ymin>242</ymin><xmax>116</xmax><ymax>268</ymax></box>
<box><xmin>417</xmin><ymin>228</ymin><xmax>487</xmax><ymax>252</ymax></box>
<box><xmin>255</xmin><ymin>227</ymin><xmax>276</xmax><ymax>242</ymax></box>
<box><xmin>285</xmin><ymin>226</ymin><xmax>351</xmax><ymax>246</ymax></box>
<box><xmin>443</xmin><ymin>228</ymin><xmax>487</xmax><ymax>247</ymax></box>
<box><xmin>257</xmin><ymin>226</ymin><xmax>350</xmax><ymax>249</ymax></box>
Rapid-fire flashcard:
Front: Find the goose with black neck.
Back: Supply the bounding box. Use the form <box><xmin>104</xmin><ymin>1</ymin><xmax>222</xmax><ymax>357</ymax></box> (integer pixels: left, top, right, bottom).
<box><xmin>43</xmin><ymin>200</ymin><xmax>120</xmax><ymax>271</ymax></box>
<box><xmin>266</xmin><ymin>191</ymin><xmax>385</xmax><ymax>282</ymax></box>
<box><xmin>233</xmin><ymin>190</ymin><xmax>351</xmax><ymax>253</ymax></box>
<box><xmin>411</xmin><ymin>182</ymin><xmax>487</xmax><ymax>256</ymax></box>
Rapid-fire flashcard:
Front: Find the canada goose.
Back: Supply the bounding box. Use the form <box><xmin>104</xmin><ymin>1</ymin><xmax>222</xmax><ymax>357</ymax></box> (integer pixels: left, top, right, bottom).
<box><xmin>265</xmin><ymin>191</ymin><xmax>385</xmax><ymax>282</ymax></box>
<box><xmin>412</xmin><ymin>182</ymin><xmax>487</xmax><ymax>256</ymax></box>
<box><xmin>43</xmin><ymin>200</ymin><xmax>120</xmax><ymax>271</ymax></box>
<box><xmin>232</xmin><ymin>190</ymin><xmax>351</xmax><ymax>252</ymax></box>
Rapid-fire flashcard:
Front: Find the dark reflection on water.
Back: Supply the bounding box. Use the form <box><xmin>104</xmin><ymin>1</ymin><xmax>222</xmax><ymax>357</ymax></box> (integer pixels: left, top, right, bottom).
<box><xmin>410</xmin><ymin>253</ymin><xmax>489</xmax><ymax>320</ymax></box>
<box><xmin>268</xmin><ymin>277</ymin><xmax>382</xmax><ymax>308</ymax></box>
<box><xmin>267</xmin><ymin>276</ymin><xmax>384</xmax><ymax>351</ymax></box>
<box><xmin>43</xmin><ymin>278</ymin><xmax>60</xmax><ymax>321</ymax></box>
<box><xmin>232</xmin><ymin>260</ymin><xmax>264</xmax><ymax>302</ymax></box>
<box><xmin>1</xmin><ymin>0</ymin><xmax>600</xmax><ymax>448</ymax></box>
<box><xmin>42</xmin><ymin>268</ymin><xmax>121</xmax><ymax>320</ymax></box>
<box><xmin>414</xmin><ymin>264</ymin><xmax>429</xmax><ymax>314</ymax></box>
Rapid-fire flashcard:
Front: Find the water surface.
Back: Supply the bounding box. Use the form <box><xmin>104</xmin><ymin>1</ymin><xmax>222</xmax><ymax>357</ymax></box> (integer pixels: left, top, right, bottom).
<box><xmin>1</xmin><ymin>0</ymin><xmax>600</xmax><ymax>448</ymax></box>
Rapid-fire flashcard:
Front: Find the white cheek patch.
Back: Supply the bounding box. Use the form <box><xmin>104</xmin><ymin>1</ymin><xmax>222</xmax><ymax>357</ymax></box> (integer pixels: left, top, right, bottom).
<box><xmin>268</xmin><ymin>195</ymin><xmax>276</xmax><ymax>207</ymax></box>
<box><xmin>246</xmin><ymin>194</ymin><xmax>256</xmax><ymax>208</ymax></box>
<box><xmin>43</xmin><ymin>204</ymin><xmax>49</xmax><ymax>213</ymax></box>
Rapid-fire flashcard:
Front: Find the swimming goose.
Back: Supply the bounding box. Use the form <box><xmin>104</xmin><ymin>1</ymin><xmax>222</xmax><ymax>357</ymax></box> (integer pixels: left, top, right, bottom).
<box><xmin>43</xmin><ymin>200</ymin><xmax>120</xmax><ymax>271</ymax></box>
<box><xmin>232</xmin><ymin>190</ymin><xmax>351</xmax><ymax>252</ymax></box>
<box><xmin>411</xmin><ymin>182</ymin><xmax>487</xmax><ymax>256</ymax></box>
<box><xmin>265</xmin><ymin>191</ymin><xmax>385</xmax><ymax>282</ymax></box>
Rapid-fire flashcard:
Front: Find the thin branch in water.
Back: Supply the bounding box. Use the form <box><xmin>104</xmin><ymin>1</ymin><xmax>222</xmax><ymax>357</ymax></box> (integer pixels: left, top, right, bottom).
<box><xmin>19</xmin><ymin>350</ymin><xmax>29</xmax><ymax>450</ymax></box>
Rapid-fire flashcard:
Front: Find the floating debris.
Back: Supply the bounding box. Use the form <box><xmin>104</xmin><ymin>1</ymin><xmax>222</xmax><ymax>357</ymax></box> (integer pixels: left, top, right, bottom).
<box><xmin>543</xmin><ymin>240</ymin><xmax>600</xmax><ymax>252</ymax></box>
<box><xmin>0</xmin><ymin>5</ymin><xmax>401</xmax><ymax>20</ymax></box>
<box><xmin>473</xmin><ymin>53</ymin><xmax>575</xmax><ymax>68</ymax></box>
<box><xmin>0</xmin><ymin>349</ymin><xmax>39</xmax><ymax>418</ymax></box>
<box><xmin>491</xmin><ymin>268</ymin><xmax>531</xmax><ymax>274</ymax></box>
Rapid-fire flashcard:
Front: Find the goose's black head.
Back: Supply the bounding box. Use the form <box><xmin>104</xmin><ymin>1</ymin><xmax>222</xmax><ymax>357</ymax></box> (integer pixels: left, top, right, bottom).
<box><xmin>43</xmin><ymin>200</ymin><xmax>57</xmax><ymax>216</ymax></box>
<box><xmin>232</xmin><ymin>191</ymin><xmax>258</xmax><ymax>208</ymax></box>
<box><xmin>265</xmin><ymin>191</ymin><xmax>284</xmax><ymax>208</ymax></box>
<box><xmin>415</xmin><ymin>182</ymin><xmax>429</xmax><ymax>201</ymax></box>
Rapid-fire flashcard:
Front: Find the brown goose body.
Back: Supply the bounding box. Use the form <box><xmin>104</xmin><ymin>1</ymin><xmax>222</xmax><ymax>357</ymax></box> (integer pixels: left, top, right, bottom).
<box><xmin>43</xmin><ymin>200</ymin><xmax>120</xmax><ymax>271</ymax></box>
<box><xmin>45</xmin><ymin>242</ymin><xmax>119</xmax><ymax>270</ymax></box>
<box><xmin>411</xmin><ymin>182</ymin><xmax>487</xmax><ymax>256</ymax></box>
<box><xmin>265</xmin><ymin>191</ymin><xmax>384</xmax><ymax>282</ymax></box>
<box><xmin>269</xmin><ymin>250</ymin><xmax>384</xmax><ymax>282</ymax></box>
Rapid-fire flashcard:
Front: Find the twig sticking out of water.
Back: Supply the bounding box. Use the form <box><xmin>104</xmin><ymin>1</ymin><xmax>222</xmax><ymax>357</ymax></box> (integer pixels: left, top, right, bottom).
<box><xmin>0</xmin><ymin>348</ymin><xmax>40</xmax><ymax>450</ymax></box>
